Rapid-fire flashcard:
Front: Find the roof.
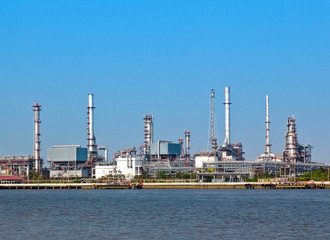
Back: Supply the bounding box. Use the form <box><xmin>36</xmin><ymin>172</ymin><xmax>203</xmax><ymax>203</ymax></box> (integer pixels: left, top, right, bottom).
<box><xmin>0</xmin><ymin>175</ymin><xmax>24</xmax><ymax>180</ymax></box>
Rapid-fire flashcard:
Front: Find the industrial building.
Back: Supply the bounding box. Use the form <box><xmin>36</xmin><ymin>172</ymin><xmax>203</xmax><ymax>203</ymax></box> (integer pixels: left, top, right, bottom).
<box><xmin>0</xmin><ymin>155</ymin><xmax>34</xmax><ymax>177</ymax></box>
<box><xmin>195</xmin><ymin>87</ymin><xmax>245</xmax><ymax>170</ymax></box>
<box><xmin>0</xmin><ymin>102</ymin><xmax>43</xmax><ymax>178</ymax></box>
<box><xmin>282</xmin><ymin>116</ymin><xmax>312</xmax><ymax>163</ymax></box>
<box><xmin>0</xmin><ymin>87</ymin><xmax>325</xmax><ymax>183</ymax></box>
<box><xmin>198</xmin><ymin>91</ymin><xmax>316</xmax><ymax>182</ymax></box>
<box><xmin>48</xmin><ymin>145</ymin><xmax>89</xmax><ymax>178</ymax></box>
<box><xmin>94</xmin><ymin>164</ymin><xmax>116</xmax><ymax>179</ymax></box>
<box><xmin>114</xmin><ymin>147</ymin><xmax>143</xmax><ymax>180</ymax></box>
<box><xmin>48</xmin><ymin>94</ymin><xmax>108</xmax><ymax>178</ymax></box>
<box><xmin>150</xmin><ymin>141</ymin><xmax>181</xmax><ymax>159</ymax></box>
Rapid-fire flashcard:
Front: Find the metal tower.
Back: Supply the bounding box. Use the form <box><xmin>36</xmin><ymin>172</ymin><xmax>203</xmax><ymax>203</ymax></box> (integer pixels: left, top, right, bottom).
<box><xmin>265</xmin><ymin>94</ymin><xmax>272</xmax><ymax>155</ymax></box>
<box><xmin>87</xmin><ymin>94</ymin><xmax>98</xmax><ymax>161</ymax></box>
<box><xmin>283</xmin><ymin>116</ymin><xmax>299</xmax><ymax>162</ymax></box>
<box><xmin>209</xmin><ymin>89</ymin><xmax>218</xmax><ymax>152</ymax></box>
<box><xmin>33</xmin><ymin>103</ymin><xmax>42</xmax><ymax>172</ymax></box>
<box><xmin>178</xmin><ymin>138</ymin><xmax>184</xmax><ymax>157</ymax></box>
<box><xmin>223</xmin><ymin>87</ymin><xmax>231</xmax><ymax>146</ymax></box>
<box><xmin>184</xmin><ymin>130</ymin><xmax>191</xmax><ymax>158</ymax></box>
<box><xmin>143</xmin><ymin>114</ymin><xmax>154</xmax><ymax>155</ymax></box>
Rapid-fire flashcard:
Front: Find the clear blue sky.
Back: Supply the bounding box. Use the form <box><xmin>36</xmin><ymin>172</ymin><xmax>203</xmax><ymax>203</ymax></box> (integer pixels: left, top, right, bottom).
<box><xmin>0</xmin><ymin>1</ymin><xmax>329</xmax><ymax>163</ymax></box>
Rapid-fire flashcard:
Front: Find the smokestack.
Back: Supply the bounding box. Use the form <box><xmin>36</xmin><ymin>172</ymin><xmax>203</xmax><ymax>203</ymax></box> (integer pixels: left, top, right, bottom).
<box><xmin>223</xmin><ymin>87</ymin><xmax>231</xmax><ymax>146</ymax></box>
<box><xmin>265</xmin><ymin>94</ymin><xmax>272</xmax><ymax>155</ymax></box>
<box><xmin>184</xmin><ymin>130</ymin><xmax>191</xmax><ymax>157</ymax></box>
<box><xmin>33</xmin><ymin>103</ymin><xmax>42</xmax><ymax>172</ymax></box>
<box><xmin>87</xmin><ymin>94</ymin><xmax>97</xmax><ymax>160</ymax></box>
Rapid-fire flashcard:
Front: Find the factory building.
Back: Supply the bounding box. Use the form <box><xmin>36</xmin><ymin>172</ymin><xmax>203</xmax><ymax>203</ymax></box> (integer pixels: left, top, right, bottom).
<box><xmin>48</xmin><ymin>145</ymin><xmax>90</xmax><ymax>178</ymax></box>
<box><xmin>194</xmin><ymin>153</ymin><xmax>217</xmax><ymax>169</ymax></box>
<box><xmin>113</xmin><ymin>147</ymin><xmax>143</xmax><ymax>180</ymax></box>
<box><xmin>0</xmin><ymin>156</ymin><xmax>34</xmax><ymax>177</ymax></box>
<box><xmin>195</xmin><ymin>87</ymin><xmax>244</xmax><ymax>170</ymax></box>
<box><xmin>94</xmin><ymin>164</ymin><xmax>116</xmax><ymax>179</ymax></box>
<box><xmin>150</xmin><ymin>141</ymin><xmax>181</xmax><ymax>160</ymax></box>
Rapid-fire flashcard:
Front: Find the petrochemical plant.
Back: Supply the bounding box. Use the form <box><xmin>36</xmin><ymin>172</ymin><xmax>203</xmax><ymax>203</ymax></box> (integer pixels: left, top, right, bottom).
<box><xmin>0</xmin><ymin>87</ymin><xmax>326</xmax><ymax>182</ymax></box>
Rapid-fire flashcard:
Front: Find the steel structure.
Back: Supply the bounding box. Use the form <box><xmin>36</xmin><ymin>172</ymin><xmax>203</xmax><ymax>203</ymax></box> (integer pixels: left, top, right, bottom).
<box><xmin>219</xmin><ymin>87</ymin><xmax>244</xmax><ymax>161</ymax></box>
<box><xmin>143</xmin><ymin>114</ymin><xmax>154</xmax><ymax>155</ymax></box>
<box><xmin>282</xmin><ymin>116</ymin><xmax>312</xmax><ymax>163</ymax></box>
<box><xmin>87</xmin><ymin>94</ymin><xmax>98</xmax><ymax>161</ymax></box>
<box><xmin>33</xmin><ymin>103</ymin><xmax>42</xmax><ymax>172</ymax></box>
<box><xmin>146</xmin><ymin>159</ymin><xmax>194</xmax><ymax>177</ymax></box>
<box><xmin>209</xmin><ymin>89</ymin><xmax>218</xmax><ymax>152</ymax></box>
<box><xmin>198</xmin><ymin>160</ymin><xmax>328</xmax><ymax>182</ymax></box>
<box><xmin>283</xmin><ymin>116</ymin><xmax>299</xmax><ymax>162</ymax></box>
<box><xmin>98</xmin><ymin>146</ymin><xmax>108</xmax><ymax>162</ymax></box>
<box><xmin>0</xmin><ymin>155</ymin><xmax>34</xmax><ymax>177</ymax></box>
<box><xmin>178</xmin><ymin>138</ymin><xmax>184</xmax><ymax>157</ymax></box>
<box><xmin>265</xmin><ymin>95</ymin><xmax>271</xmax><ymax>155</ymax></box>
<box><xmin>259</xmin><ymin>95</ymin><xmax>275</xmax><ymax>161</ymax></box>
<box><xmin>223</xmin><ymin>87</ymin><xmax>231</xmax><ymax>146</ymax></box>
<box><xmin>184</xmin><ymin>130</ymin><xmax>191</xmax><ymax>159</ymax></box>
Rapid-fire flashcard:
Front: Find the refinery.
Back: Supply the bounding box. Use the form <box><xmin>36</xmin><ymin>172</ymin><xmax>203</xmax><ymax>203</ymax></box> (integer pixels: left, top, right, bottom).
<box><xmin>0</xmin><ymin>87</ymin><xmax>328</xmax><ymax>184</ymax></box>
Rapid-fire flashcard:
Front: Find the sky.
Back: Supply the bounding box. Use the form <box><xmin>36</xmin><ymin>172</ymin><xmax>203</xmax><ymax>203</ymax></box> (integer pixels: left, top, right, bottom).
<box><xmin>0</xmin><ymin>1</ymin><xmax>329</xmax><ymax>164</ymax></box>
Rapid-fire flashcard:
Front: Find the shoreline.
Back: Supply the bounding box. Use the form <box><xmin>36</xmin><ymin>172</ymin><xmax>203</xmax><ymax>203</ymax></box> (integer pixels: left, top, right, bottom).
<box><xmin>0</xmin><ymin>182</ymin><xmax>329</xmax><ymax>190</ymax></box>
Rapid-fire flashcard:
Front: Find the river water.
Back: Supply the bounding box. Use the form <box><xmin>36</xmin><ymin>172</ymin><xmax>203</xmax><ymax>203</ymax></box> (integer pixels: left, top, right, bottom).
<box><xmin>0</xmin><ymin>189</ymin><xmax>329</xmax><ymax>239</ymax></box>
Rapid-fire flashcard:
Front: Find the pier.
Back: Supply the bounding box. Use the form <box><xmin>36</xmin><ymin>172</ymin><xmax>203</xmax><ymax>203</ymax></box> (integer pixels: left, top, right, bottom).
<box><xmin>0</xmin><ymin>183</ymin><xmax>142</xmax><ymax>190</ymax></box>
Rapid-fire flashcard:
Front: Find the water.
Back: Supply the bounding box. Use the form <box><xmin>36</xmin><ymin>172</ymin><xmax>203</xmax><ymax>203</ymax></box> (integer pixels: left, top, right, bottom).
<box><xmin>0</xmin><ymin>189</ymin><xmax>329</xmax><ymax>240</ymax></box>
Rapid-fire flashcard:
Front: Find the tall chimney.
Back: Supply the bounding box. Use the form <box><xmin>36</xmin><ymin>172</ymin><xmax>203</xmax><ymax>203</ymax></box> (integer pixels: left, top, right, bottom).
<box><xmin>87</xmin><ymin>94</ymin><xmax>97</xmax><ymax>160</ymax></box>
<box><xmin>223</xmin><ymin>87</ymin><xmax>231</xmax><ymax>146</ymax></box>
<box><xmin>184</xmin><ymin>130</ymin><xmax>191</xmax><ymax>157</ymax></box>
<box><xmin>33</xmin><ymin>103</ymin><xmax>42</xmax><ymax>172</ymax></box>
<box><xmin>265</xmin><ymin>94</ymin><xmax>272</xmax><ymax>155</ymax></box>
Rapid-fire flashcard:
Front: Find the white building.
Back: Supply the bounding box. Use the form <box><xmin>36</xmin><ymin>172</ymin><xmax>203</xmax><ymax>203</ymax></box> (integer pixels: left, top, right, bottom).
<box><xmin>94</xmin><ymin>147</ymin><xmax>144</xmax><ymax>180</ymax></box>
<box><xmin>195</xmin><ymin>155</ymin><xmax>218</xmax><ymax>169</ymax></box>
<box><xmin>115</xmin><ymin>155</ymin><xmax>143</xmax><ymax>180</ymax></box>
<box><xmin>94</xmin><ymin>165</ymin><xmax>116</xmax><ymax>179</ymax></box>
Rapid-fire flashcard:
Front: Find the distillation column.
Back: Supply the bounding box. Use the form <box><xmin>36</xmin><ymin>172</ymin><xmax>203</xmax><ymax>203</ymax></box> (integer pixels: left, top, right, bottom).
<box><xmin>223</xmin><ymin>87</ymin><xmax>231</xmax><ymax>146</ymax></box>
<box><xmin>143</xmin><ymin>114</ymin><xmax>154</xmax><ymax>155</ymax></box>
<box><xmin>87</xmin><ymin>94</ymin><xmax>98</xmax><ymax>161</ymax></box>
<box><xmin>283</xmin><ymin>117</ymin><xmax>299</xmax><ymax>162</ymax></box>
<box><xmin>178</xmin><ymin>138</ymin><xmax>184</xmax><ymax>157</ymax></box>
<box><xmin>184</xmin><ymin>130</ymin><xmax>191</xmax><ymax>159</ymax></box>
<box><xmin>33</xmin><ymin>103</ymin><xmax>42</xmax><ymax>172</ymax></box>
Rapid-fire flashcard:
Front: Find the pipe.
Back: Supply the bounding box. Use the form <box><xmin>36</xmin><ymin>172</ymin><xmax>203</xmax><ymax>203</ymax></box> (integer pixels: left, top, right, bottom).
<box><xmin>98</xmin><ymin>146</ymin><xmax>108</xmax><ymax>162</ymax></box>
<box><xmin>223</xmin><ymin>87</ymin><xmax>231</xmax><ymax>146</ymax></box>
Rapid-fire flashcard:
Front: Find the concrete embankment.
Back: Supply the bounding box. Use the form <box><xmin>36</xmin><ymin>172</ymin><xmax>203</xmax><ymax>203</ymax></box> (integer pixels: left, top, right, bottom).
<box><xmin>142</xmin><ymin>182</ymin><xmax>330</xmax><ymax>189</ymax></box>
<box><xmin>143</xmin><ymin>183</ymin><xmax>247</xmax><ymax>189</ymax></box>
<box><xmin>0</xmin><ymin>182</ymin><xmax>329</xmax><ymax>190</ymax></box>
<box><xmin>0</xmin><ymin>183</ymin><xmax>142</xmax><ymax>190</ymax></box>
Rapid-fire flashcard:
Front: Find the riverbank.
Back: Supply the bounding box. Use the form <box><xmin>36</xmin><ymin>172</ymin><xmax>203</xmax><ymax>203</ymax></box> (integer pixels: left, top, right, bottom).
<box><xmin>0</xmin><ymin>182</ymin><xmax>329</xmax><ymax>190</ymax></box>
<box><xmin>143</xmin><ymin>182</ymin><xmax>330</xmax><ymax>189</ymax></box>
